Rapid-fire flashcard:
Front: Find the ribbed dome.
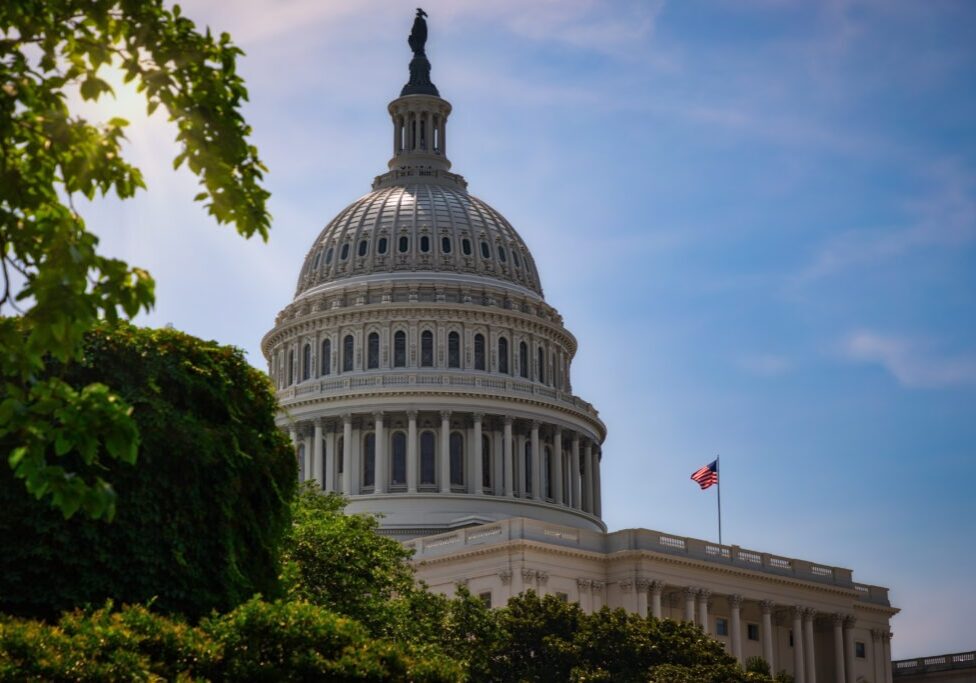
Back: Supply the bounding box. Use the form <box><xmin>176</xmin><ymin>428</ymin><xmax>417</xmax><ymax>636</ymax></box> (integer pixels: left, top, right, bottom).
<box><xmin>294</xmin><ymin>183</ymin><xmax>543</xmax><ymax>298</ymax></box>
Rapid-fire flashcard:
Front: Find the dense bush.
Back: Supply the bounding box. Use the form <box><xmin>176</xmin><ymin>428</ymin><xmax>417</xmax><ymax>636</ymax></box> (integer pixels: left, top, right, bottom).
<box><xmin>0</xmin><ymin>325</ymin><xmax>296</xmax><ymax>620</ymax></box>
<box><xmin>0</xmin><ymin>599</ymin><xmax>461</xmax><ymax>682</ymax></box>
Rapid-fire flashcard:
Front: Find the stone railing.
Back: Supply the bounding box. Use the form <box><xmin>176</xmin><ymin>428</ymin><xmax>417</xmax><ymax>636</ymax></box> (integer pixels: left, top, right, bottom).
<box><xmin>893</xmin><ymin>651</ymin><xmax>976</xmax><ymax>676</ymax></box>
<box><xmin>277</xmin><ymin>372</ymin><xmax>601</xmax><ymax>421</ymax></box>
<box><xmin>405</xmin><ymin>518</ymin><xmax>892</xmax><ymax>607</ymax></box>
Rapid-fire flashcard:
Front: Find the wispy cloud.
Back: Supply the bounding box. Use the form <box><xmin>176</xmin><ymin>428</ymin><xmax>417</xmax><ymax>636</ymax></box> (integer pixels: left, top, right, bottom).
<box><xmin>842</xmin><ymin>330</ymin><xmax>976</xmax><ymax>389</ymax></box>
<box><xmin>798</xmin><ymin>161</ymin><xmax>976</xmax><ymax>281</ymax></box>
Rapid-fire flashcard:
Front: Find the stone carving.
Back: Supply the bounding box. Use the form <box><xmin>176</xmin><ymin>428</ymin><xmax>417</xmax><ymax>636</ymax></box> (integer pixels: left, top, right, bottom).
<box><xmin>498</xmin><ymin>568</ymin><xmax>512</xmax><ymax>585</ymax></box>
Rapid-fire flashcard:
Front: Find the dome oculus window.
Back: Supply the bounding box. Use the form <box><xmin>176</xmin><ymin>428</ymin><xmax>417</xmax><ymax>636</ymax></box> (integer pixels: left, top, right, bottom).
<box><xmin>378</xmin><ymin>237</ymin><xmax>388</xmax><ymax>254</ymax></box>
<box><xmin>480</xmin><ymin>241</ymin><xmax>490</xmax><ymax>259</ymax></box>
<box><xmin>441</xmin><ymin>236</ymin><xmax>452</xmax><ymax>254</ymax></box>
<box><xmin>398</xmin><ymin>235</ymin><xmax>409</xmax><ymax>253</ymax></box>
<box><xmin>420</xmin><ymin>235</ymin><xmax>430</xmax><ymax>253</ymax></box>
<box><xmin>462</xmin><ymin>238</ymin><xmax>472</xmax><ymax>256</ymax></box>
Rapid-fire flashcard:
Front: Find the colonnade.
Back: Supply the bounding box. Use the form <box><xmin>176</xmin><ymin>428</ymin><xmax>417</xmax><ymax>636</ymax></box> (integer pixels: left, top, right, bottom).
<box><xmin>616</xmin><ymin>581</ymin><xmax>878</xmax><ymax>683</ymax></box>
<box><xmin>288</xmin><ymin>410</ymin><xmax>602</xmax><ymax>516</ymax></box>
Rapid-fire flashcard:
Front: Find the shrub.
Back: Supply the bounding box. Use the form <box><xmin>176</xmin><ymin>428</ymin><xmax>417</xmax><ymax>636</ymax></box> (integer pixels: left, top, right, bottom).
<box><xmin>0</xmin><ymin>324</ymin><xmax>297</xmax><ymax>620</ymax></box>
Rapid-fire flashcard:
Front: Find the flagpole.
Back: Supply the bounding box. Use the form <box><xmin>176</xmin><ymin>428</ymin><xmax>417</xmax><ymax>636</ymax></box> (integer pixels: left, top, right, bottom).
<box><xmin>716</xmin><ymin>454</ymin><xmax>722</xmax><ymax>545</ymax></box>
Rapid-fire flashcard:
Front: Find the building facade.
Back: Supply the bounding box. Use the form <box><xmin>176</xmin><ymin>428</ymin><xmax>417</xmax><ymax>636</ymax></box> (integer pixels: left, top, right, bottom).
<box><xmin>262</xmin><ymin>12</ymin><xmax>897</xmax><ymax>683</ymax></box>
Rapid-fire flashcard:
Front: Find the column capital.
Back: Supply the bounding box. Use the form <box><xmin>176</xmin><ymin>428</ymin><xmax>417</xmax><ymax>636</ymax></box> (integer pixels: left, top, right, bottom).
<box><xmin>636</xmin><ymin>578</ymin><xmax>651</xmax><ymax>591</ymax></box>
<box><xmin>577</xmin><ymin>578</ymin><xmax>592</xmax><ymax>591</ymax></box>
<box><xmin>406</xmin><ymin>409</ymin><xmax>418</xmax><ymax>420</ymax></box>
<box><xmin>341</xmin><ymin>412</ymin><xmax>353</xmax><ymax>424</ymax></box>
<box><xmin>619</xmin><ymin>580</ymin><xmax>634</xmax><ymax>593</ymax></box>
<box><xmin>882</xmin><ymin>631</ymin><xmax>892</xmax><ymax>643</ymax></box>
<box><xmin>498</xmin><ymin>568</ymin><xmax>512</xmax><ymax>585</ymax></box>
<box><xmin>530</xmin><ymin>420</ymin><xmax>540</xmax><ymax>429</ymax></box>
<box><xmin>649</xmin><ymin>580</ymin><xmax>664</xmax><ymax>594</ymax></box>
<box><xmin>503</xmin><ymin>415</ymin><xmax>514</xmax><ymax>426</ymax></box>
<box><xmin>454</xmin><ymin>577</ymin><xmax>469</xmax><ymax>589</ymax></box>
<box><xmin>870</xmin><ymin>628</ymin><xmax>882</xmax><ymax>641</ymax></box>
<box><xmin>728</xmin><ymin>594</ymin><xmax>743</xmax><ymax>608</ymax></box>
<box><xmin>760</xmin><ymin>600</ymin><xmax>775</xmax><ymax>614</ymax></box>
<box><xmin>832</xmin><ymin>613</ymin><xmax>845</xmax><ymax>626</ymax></box>
<box><xmin>803</xmin><ymin>607</ymin><xmax>817</xmax><ymax>620</ymax></box>
<box><xmin>440</xmin><ymin>409</ymin><xmax>452</xmax><ymax>420</ymax></box>
<box><xmin>697</xmin><ymin>588</ymin><xmax>712</xmax><ymax>600</ymax></box>
<box><xmin>592</xmin><ymin>580</ymin><xmax>606</xmax><ymax>591</ymax></box>
<box><xmin>314</xmin><ymin>417</ymin><xmax>324</xmax><ymax>428</ymax></box>
<box><xmin>684</xmin><ymin>586</ymin><xmax>699</xmax><ymax>599</ymax></box>
<box><xmin>843</xmin><ymin>615</ymin><xmax>857</xmax><ymax>628</ymax></box>
<box><xmin>572</xmin><ymin>432</ymin><xmax>580</xmax><ymax>444</ymax></box>
<box><xmin>521</xmin><ymin>568</ymin><xmax>536</xmax><ymax>582</ymax></box>
<box><xmin>472</xmin><ymin>412</ymin><xmax>484</xmax><ymax>422</ymax></box>
<box><xmin>790</xmin><ymin>605</ymin><xmax>805</xmax><ymax>619</ymax></box>
<box><xmin>537</xmin><ymin>571</ymin><xmax>549</xmax><ymax>585</ymax></box>
<box><xmin>372</xmin><ymin>410</ymin><xmax>384</xmax><ymax>421</ymax></box>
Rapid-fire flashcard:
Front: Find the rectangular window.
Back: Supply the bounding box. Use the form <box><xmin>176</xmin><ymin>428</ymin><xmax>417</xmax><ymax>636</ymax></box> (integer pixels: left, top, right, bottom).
<box><xmin>747</xmin><ymin>623</ymin><xmax>760</xmax><ymax>641</ymax></box>
<box><xmin>555</xmin><ymin>592</ymin><xmax>569</xmax><ymax>603</ymax></box>
<box><xmin>856</xmin><ymin>642</ymin><xmax>866</xmax><ymax>659</ymax></box>
<box><xmin>479</xmin><ymin>592</ymin><xmax>492</xmax><ymax>609</ymax></box>
<box><xmin>715</xmin><ymin>617</ymin><xmax>729</xmax><ymax>637</ymax></box>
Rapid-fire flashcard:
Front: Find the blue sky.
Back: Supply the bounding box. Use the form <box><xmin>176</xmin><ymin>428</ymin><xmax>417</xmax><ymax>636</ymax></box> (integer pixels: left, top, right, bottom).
<box><xmin>78</xmin><ymin>0</ymin><xmax>975</xmax><ymax>659</ymax></box>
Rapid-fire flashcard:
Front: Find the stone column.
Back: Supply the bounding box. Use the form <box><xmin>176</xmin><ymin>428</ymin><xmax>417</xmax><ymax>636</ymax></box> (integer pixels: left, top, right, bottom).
<box><xmin>439</xmin><ymin>410</ymin><xmax>451</xmax><ymax>493</ymax></box>
<box><xmin>650</xmin><ymin>581</ymin><xmax>664</xmax><ymax>619</ymax></box>
<box><xmin>536</xmin><ymin>571</ymin><xmax>549</xmax><ymax>597</ymax></box>
<box><xmin>503</xmin><ymin>417</ymin><xmax>514</xmax><ymax>497</ymax></box>
<box><xmin>472</xmin><ymin>414</ymin><xmax>483</xmax><ymax>495</ymax></box>
<box><xmin>288</xmin><ymin>427</ymin><xmax>298</xmax><ymax>476</ymax></box>
<box><xmin>516</xmin><ymin>433</ymin><xmax>527</xmax><ymax>496</ymax></box>
<box><xmin>697</xmin><ymin>590</ymin><xmax>711</xmax><ymax>634</ymax></box>
<box><xmin>406</xmin><ymin>411</ymin><xmax>418</xmax><ymax>493</ymax></box>
<box><xmin>871</xmin><ymin>630</ymin><xmax>882</xmax><ymax>683</ymax></box>
<box><xmin>341</xmin><ymin>414</ymin><xmax>353</xmax><ymax>496</ymax></box>
<box><xmin>530</xmin><ymin>421</ymin><xmax>541</xmax><ymax>501</ymax></box>
<box><xmin>302</xmin><ymin>427</ymin><xmax>313</xmax><ymax>482</ymax></box>
<box><xmin>521</xmin><ymin>568</ymin><xmax>536</xmax><ymax>595</ymax></box>
<box><xmin>636</xmin><ymin>579</ymin><xmax>649</xmax><ymax>618</ymax></box>
<box><xmin>313</xmin><ymin>419</ymin><xmax>324</xmax><ymax>487</ymax></box>
<box><xmin>594</xmin><ymin>449</ymin><xmax>602</xmax><ymax>516</ymax></box>
<box><xmin>729</xmin><ymin>594</ymin><xmax>743</xmax><ymax>663</ymax></box>
<box><xmin>571</xmin><ymin>434</ymin><xmax>581</xmax><ymax>509</ymax></box>
<box><xmin>583</xmin><ymin>441</ymin><xmax>594</xmax><ymax>513</ymax></box>
<box><xmin>843</xmin><ymin>617</ymin><xmax>856</xmax><ymax>683</ymax></box>
<box><xmin>577</xmin><ymin>579</ymin><xmax>592</xmax><ymax>613</ymax></box>
<box><xmin>324</xmin><ymin>426</ymin><xmax>336</xmax><ymax>493</ymax></box>
<box><xmin>792</xmin><ymin>607</ymin><xmax>806</xmax><ymax>683</ymax></box>
<box><xmin>592</xmin><ymin>581</ymin><xmax>605</xmax><ymax>611</ymax></box>
<box><xmin>832</xmin><ymin>614</ymin><xmax>845</xmax><ymax>683</ymax></box>
<box><xmin>493</xmin><ymin>425</ymin><xmax>504</xmax><ymax>495</ymax></box>
<box><xmin>684</xmin><ymin>587</ymin><xmax>697</xmax><ymax>623</ymax></box>
<box><xmin>882</xmin><ymin>632</ymin><xmax>893</xmax><ymax>683</ymax></box>
<box><xmin>553</xmin><ymin>426</ymin><xmax>564</xmax><ymax>505</ymax></box>
<box><xmin>374</xmin><ymin>412</ymin><xmax>386</xmax><ymax>494</ymax></box>
<box><xmin>760</xmin><ymin>601</ymin><xmax>776</xmax><ymax>673</ymax></box>
<box><xmin>803</xmin><ymin>609</ymin><xmax>817</xmax><ymax>683</ymax></box>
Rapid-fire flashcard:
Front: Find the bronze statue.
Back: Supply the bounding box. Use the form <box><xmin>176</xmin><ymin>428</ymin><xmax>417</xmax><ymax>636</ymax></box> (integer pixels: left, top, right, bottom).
<box><xmin>408</xmin><ymin>9</ymin><xmax>428</xmax><ymax>56</ymax></box>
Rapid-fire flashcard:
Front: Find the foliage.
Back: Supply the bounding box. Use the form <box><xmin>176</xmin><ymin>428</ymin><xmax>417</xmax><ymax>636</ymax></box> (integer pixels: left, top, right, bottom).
<box><xmin>0</xmin><ymin>324</ymin><xmax>296</xmax><ymax>620</ymax></box>
<box><xmin>0</xmin><ymin>0</ymin><xmax>270</xmax><ymax>519</ymax></box>
<box><xmin>280</xmin><ymin>484</ymin><xmax>416</xmax><ymax>632</ymax></box>
<box><xmin>746</xmin><ymin>655</ymin><xmax>771</xmax><ymax>675</ymax></box>
<box><xmin>0</xmin><ymin>599</ymin><xmax>462</xmax><ymax>682</ymax></box>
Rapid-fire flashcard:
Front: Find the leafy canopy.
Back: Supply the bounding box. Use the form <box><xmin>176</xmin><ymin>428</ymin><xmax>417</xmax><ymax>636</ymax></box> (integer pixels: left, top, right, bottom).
<box><xmin>0</xmin><ymin>0</ymin><xmax>270</xmax><ymax>519</ymax></box>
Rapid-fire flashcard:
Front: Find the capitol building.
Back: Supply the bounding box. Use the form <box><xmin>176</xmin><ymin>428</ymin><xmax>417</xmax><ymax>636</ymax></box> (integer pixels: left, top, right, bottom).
<box><xmin>262</xmin><ymin>12</ymin><xmax>898</xmax><ymax>683</ymax></box>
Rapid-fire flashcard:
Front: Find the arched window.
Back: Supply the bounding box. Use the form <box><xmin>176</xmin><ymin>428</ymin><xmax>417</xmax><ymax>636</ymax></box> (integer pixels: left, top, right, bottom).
<box><xmin>441</xmin><ymin>236</ymin><xmax>452</xmax><ymax>254</ymax></box>
<box><xmin>302</xmin><ymin>343</ymin><xmax>311</xmax><ymax>381</ymax></box>
<box><xmin>420</xmin><ymin>235</ymin><xmax>430</xmax><ymax>253</ymax></box>
<box><xmin>378</xmin><ymin>236</ymin><xmax>388</xmax><ymax>254</ymax></box>
<box><xmin>448</xmin><ymin>331</ymin><xmax>460</xmax><ymax>368</ymax></box>
<box><xmin>498</xmin><ymin>245</ymin><xmax>507</xmax><ymax>263</ymax></box>
<box><xmin>545</xmin><ymin>446</ymin><xmax>553</xmax><ymax>499</ymax></box>
<box><xmin>363</xmin><ymin>433</ymin><xmax>375</xmax><ymax>488</ymax></box>
<box><xmin>420</xmin><ymin>431</ymin><xmax>436</xmax><ymax>485</ymax></box>
<box><xmin>394</xmin><ymin>330</ymin><xmax>406</xmax><ymax>367</ymax></box>
<box><xmin>392</xmin><ymin>432</ymin><xmax>407</xmax><ymax>485</ymax></box>
<box><xmin>325</xmin><ymin>247</ymin><xmax>334</xmax><ymax>264</ymax></box>
<box><xmin>321</xmin><ymin>338</ymin><xmax>331</xmax><ymax>376</ymax></box>
<box><xmin>398</xmin><ymin>235</ymin><xmax>409</xmax><ymax>253</ymax></box>
<box><xmin>462</xmin><ymin>238</ymin><xmax>472</xmax><ymax>256</ymax></box>
<box><xmin>367</xmin><ymin>332</ymin><xmax>379</xmax><ymax>369</ymax></box>
<box><xmin>287</xmin><ymin>349</ymin><xmax>295</xmax><ymax>385</ymax></box>
<box><xmin>513</xmin><ymin>250</ymin><xmax>521</xmax><ymax>267</ymax></box>
<box><xmin>358</xmin><ymin>239</ymin><xmax>368</xmax><ymax>257</ymax></box>
<box><xmin>342</xmin><ymin>335</ymin><xmax>354</xmax><ymax>372</ymax></box>
<box><xmin>312</xmin><ymin>250</ymin><xmax>321</xmax><ymax>270</ymax></box>
<box><xmin>480</xmin><ymin>241</ymin><xmax>490</xmax><ymax>259</ymax></box>
<box><xmin>474</xmin><ymin>333</ymin><xmax>485</xmax><ymax>371</ymax></box>
<box><xmin>498</xmin><ymin>337</ymin><xmax>509</xmax><ymax>375</ymax></box>
<box><xmin>519</xmin><ymin>342</ymin><xmax>528</xmax><ymax>379</ymax></box>
<box><xmin>537</xmin><ymin>346</ymin><xmax>545</xmax><ymax>384</ymax></box>
<box><xmin>421</xmin><ymin>330</ymin><xmax>434</xmax><ymax>367</ymax></box>
<box><xmin>524</xmin><ymin>441</ymin><xmax>533</xmax><ymax>495</ymax></box>
<box><xmin>340</xmin><ymin>243</ymin><xmax>349</xmax><ymax>260</ymax></box>
<box><xmin>482</xmin><ymin>434</ymin><xmax>492</xmax><ymax>489</ymax></box>
<box><xmin>450</xmin><ymin>432</ymin><xmax>464</xmax><ymax>486</ymax></box>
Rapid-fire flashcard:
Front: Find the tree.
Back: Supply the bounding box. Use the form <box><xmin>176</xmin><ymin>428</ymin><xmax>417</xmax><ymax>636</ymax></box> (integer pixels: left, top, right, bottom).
<box><xmin>0</xmin><ymin>1</ymin><xmax>270</xmax><ymax>519</ymax></box>
<box><xmin>0</xmin><ymin>324</ymin><xmax>296</xmax><ymax>620</ymax></box>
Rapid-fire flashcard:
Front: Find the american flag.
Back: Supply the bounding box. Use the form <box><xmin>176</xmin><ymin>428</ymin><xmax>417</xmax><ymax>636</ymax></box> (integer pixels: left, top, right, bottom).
<box><xmin>691</xmin><ymin>459</ymin><xmax>718</xmax><ymax>490</ymax></box>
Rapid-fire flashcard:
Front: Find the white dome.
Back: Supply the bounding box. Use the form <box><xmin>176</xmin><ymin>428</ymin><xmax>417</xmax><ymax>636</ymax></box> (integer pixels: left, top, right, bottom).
<box><xmin>295</xmin><ymin>183</ymin><xmax>543</xmax><ymax>299</ymax></box>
